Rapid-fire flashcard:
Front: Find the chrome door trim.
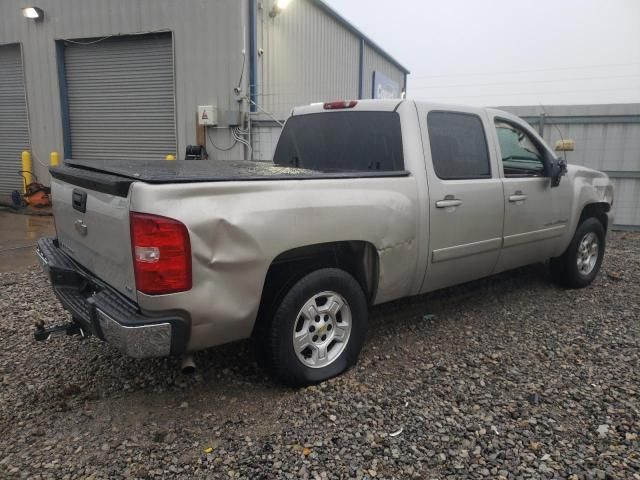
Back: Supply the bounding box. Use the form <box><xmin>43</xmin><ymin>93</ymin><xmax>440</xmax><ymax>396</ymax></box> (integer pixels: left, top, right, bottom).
<box><xmin>432</xmin><ymin>237</ymin><xmax>502</xmax><ymax>263</ymax></box>
<box><xmin>503</xmin><ymin>224</ymin><xmax>566</xmax><ymax>248</ymax></box>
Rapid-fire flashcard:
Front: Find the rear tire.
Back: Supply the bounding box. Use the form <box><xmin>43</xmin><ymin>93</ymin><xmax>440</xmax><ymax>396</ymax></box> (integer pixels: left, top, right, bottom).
<box><xmin>266</xmin><ymin>268</ymin><xmax>368</xmax><ymax>387</ymax></box>
<box><xmin>550</xmin><ymin>217</ymin><xmax>605</xmax><ymax>289</ymax></box>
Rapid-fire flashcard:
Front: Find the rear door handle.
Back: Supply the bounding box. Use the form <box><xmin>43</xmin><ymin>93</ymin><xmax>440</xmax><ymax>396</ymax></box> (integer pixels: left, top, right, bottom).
<box><xmin>509</xmin><ymin>192</ymin><xmax>528</xmax><ymax>203</ymax></box>
<box><xmin>435</xmin><ymin>198</ymin><xmax>463</xmax><ymax>208</ymax></box>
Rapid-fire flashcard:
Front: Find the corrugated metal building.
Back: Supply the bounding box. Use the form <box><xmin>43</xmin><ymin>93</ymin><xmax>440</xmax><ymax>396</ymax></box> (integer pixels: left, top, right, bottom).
<box><xmin>501</xmin><ymin>104</ymin><xmax>640</xmax><ymax>230</ymax></box>
<box><xmin>0</xmin><ymin>0</ymin><xmax>409</xmax><ymax>197</ymax></box>
<box><xmin>251</xmin><ymin>0</ymin><xmax>407</xmax><ymax>160</ymax></box>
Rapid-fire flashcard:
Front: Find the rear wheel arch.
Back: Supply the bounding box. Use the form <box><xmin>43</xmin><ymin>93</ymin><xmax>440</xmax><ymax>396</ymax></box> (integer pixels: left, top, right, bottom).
<box><xmin>266</xmin><ymin>267</ymin><xmax>369</xmax><ymax>386</ymax></box>
<box><xmin>253</xmin><ymin>241</ymin><xmax>379</xmax><ymax>337</ymax></box>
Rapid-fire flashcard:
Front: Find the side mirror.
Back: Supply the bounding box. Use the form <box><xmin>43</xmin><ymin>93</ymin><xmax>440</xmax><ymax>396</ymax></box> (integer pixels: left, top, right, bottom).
<box><xmin>549</xmin><ymin>157</ymin><xmax>567</xmax><ymax>187</ymax></box>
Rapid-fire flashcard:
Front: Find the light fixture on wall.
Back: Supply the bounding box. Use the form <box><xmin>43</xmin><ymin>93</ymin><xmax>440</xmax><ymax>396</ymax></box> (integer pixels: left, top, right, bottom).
<box><xmin>269</xmin><ymin>0</ymin><xmax>292</xmax><ymax>18</ymax></box>
<box><xmin>22</xmin><ymin>6</ymin><xmax>44</xmax><ymax>21</ymax></box>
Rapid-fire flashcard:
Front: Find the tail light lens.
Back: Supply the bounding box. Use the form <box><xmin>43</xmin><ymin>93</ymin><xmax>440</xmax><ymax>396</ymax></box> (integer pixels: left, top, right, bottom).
<box><xmin>130</xmin><ymin>212</ymin><xmax>192</xmax><ymax>295</ymax></box>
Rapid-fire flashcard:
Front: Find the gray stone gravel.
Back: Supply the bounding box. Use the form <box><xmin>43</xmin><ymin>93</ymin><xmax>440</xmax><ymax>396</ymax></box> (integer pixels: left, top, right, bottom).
<box><xmin>1</xmin><ymin>232</ymin><xmax>639</xmax><ymax>479</ymax></box>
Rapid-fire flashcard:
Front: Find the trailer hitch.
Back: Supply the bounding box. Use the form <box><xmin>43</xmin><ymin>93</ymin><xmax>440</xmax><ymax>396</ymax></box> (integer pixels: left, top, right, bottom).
<box><xmin>34</xmin><ymin>320</ymin><xmax>87</xmax><ymax>342</ymax></box>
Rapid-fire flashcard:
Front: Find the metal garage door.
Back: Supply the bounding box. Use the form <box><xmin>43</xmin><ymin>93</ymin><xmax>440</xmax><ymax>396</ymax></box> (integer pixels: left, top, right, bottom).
<box><xmin>64</xmin><ymin>33</ymin><xmax>176</xmax><ymax>160</ymax></box>
<box><xmin>0</xmin><ymin>44</ymin><xmax>30</xmax><ymax>197</ymax></box>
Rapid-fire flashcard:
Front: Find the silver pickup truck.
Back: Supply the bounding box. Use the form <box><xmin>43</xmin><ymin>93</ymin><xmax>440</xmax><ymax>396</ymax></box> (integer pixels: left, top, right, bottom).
<box><xmin>37</xmin><ymin>99</ymin><xmax>614</xmax><ymax>386</ymax></box>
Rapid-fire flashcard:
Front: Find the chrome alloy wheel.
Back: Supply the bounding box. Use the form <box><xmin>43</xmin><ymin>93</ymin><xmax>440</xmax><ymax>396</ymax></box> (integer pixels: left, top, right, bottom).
<box><xmin>576</xmin><ymin>232</ymin><xmax>599</xmax><ymax>275</ymax></box>
<box><xmin>292</xmin><ymin>291</ymin><xmax>352</xmax><ymax>369</ymax></box>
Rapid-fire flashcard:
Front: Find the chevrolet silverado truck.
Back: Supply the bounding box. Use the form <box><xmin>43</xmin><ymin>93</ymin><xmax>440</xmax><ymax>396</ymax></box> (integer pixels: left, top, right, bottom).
<box><xmin>36</xmin><ymin>99</ymin><xmax>614</xmax><ymax>386</ymax></box>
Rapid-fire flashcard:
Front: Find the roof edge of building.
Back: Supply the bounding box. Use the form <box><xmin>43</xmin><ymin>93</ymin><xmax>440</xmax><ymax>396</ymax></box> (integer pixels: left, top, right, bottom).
<box><xmin>309</xmin><ymin>0</ymin><xmax>410</xmax><ymax>75</ymax></box>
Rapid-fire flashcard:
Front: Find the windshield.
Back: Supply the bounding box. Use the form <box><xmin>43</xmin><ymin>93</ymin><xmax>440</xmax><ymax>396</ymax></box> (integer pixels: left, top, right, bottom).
<box><xmin>273</xmin><ymin>111</ymin><xmax>404</xmax><ymax>172</ymax></box>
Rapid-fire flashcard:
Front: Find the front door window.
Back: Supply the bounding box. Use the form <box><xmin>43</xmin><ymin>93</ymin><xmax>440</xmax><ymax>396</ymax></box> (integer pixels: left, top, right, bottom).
<box><xmin>495</xmin><ymin>121</ymin><xmax>545</xmax><ymax>177</ymax></box>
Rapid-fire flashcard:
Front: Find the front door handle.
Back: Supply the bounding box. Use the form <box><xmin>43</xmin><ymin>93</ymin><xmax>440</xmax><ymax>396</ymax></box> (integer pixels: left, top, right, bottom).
<box><xmin>436</xmin><ymin>198</ymin><xmax>463</xmax><ymax>209</ymax></box>
<box><xmin>509</xmin><ymin>191</ymin><xmax>528</xmax><ymax>203</ymax></box>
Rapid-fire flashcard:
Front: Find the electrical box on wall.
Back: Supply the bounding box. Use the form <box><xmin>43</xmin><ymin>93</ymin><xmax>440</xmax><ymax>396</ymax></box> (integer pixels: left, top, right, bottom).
<box><xmin>198</xmin><ymin>105</ymin><xmax>218</xmax><ymax>126</ymax></box>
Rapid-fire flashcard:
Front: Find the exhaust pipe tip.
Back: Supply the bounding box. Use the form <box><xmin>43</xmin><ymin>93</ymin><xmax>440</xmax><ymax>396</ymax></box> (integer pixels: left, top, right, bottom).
<box><xmin>181</xmin><ymin>354</ymin><xmax>196</xmax><ymax>375</ymax></box>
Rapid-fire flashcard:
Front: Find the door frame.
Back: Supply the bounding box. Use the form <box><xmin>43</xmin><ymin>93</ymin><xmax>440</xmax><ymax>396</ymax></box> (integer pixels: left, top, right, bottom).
<box><xmin>416</xmin><ymin>104</ymin><xmax>505</xmax><ymax>293</ymax></box>
<box><xmin>485</xmin><ymin>110</ymin><xmax>573</xmax><ymax>271</ymax></box>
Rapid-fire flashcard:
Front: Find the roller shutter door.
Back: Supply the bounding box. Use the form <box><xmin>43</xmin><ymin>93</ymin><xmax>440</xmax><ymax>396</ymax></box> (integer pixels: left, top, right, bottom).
<box><xmin>0</xmin><ymin>44</ymin><xmax>30</xmax><ymax>197</ymax></box>
<box><xmin>64</xmin><ymin>33</ymin><xmax>176</xmax><ymax>160</ymax></box>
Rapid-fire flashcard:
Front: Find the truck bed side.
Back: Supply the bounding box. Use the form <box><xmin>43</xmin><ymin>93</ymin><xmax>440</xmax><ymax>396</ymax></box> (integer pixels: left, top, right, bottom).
<box><xmin>130</xmin><ymin>175</ymin><xmax>420</xmax><ymax>351</ymax></box>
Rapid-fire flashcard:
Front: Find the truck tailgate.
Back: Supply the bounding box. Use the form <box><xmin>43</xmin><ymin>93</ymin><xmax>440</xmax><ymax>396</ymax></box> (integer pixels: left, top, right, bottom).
<box><xmin>51</xmin><ymin>177</ymin><xmax>136</xmax><ymax>301</ymax></box>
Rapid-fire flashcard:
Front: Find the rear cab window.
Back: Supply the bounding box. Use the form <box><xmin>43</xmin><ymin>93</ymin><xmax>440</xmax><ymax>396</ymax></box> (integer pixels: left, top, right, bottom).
<box><xmin>274</xmin><ymin>111</ymin><xmax>404</xmax><ymax>172</ymax></box>
<box><xmin>426</xmin><ymin>111</ymin><xmax>491</xmax><ymax>180</ymax></box>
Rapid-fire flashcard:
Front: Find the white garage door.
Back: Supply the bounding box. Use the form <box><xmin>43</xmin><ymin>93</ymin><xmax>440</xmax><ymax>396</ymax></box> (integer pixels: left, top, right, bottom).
<box><xmin>0</xmin><ymin>44</ymin><xmax>30</xmax><ymax>197</ymax></box>
<box><xmin>64</xmin><ymin>33</ymin><xmax>177</xmax><ymax>160</ymax></box>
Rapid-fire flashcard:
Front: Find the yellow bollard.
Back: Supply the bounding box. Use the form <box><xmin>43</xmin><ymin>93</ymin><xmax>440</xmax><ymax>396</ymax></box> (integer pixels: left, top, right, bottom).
<box><xmin>21</xmin><ymin>151</ymin><xmax>32</xmax><ymax>193</ymax></box>
<box><xmin>50</xmin><ymin>151</ymin><xmax>60</xmax><ymax>167</ymax></box>
<box><xmin>165</xmin><ymin>154</ymin><xmax>176</xmax><ymax>161</ymax></box>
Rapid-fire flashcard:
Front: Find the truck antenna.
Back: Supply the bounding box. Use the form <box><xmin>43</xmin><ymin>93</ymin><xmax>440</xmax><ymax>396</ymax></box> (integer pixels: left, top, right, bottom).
<box><xmin>538</xmin><ymin>102</ymin><xmax>567</xmax><ymax>164</ymax></box>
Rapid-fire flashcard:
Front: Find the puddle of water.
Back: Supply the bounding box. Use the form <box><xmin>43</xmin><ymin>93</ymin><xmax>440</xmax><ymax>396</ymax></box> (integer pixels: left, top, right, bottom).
<box><xmin>0</xmin><ymin>211</ymin><xmax>55</xmax><ymax>272</ymax></box>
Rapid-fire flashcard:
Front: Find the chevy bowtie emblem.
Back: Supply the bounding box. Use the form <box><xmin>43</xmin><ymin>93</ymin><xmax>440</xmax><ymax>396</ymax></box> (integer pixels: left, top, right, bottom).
<box><xmin>74</xmin><ymin>219</ymin><xmax>88</xmax><ymax>236</ymax></box>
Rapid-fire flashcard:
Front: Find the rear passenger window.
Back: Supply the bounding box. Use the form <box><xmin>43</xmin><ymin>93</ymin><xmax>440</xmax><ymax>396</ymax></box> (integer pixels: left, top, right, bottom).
<box><xmin>427</xmin><ymin>112</ymin><xmax>491</xmax><ymax>180</ymax></box>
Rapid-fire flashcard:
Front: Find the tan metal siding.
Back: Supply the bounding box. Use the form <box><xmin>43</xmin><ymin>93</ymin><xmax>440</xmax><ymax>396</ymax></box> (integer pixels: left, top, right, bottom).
<box><xmin>0</xmin><ymin>0</ymin><xmax>408</xmax><ymax>171</ymax></box>
<box><xmin>251</xmin><ymin>123</ymin><xmax>283</xmax><ymax>161</ymax></box>
<box><xmin>257</xmin><ymin>0</ymin><xmax>361</xmax><ymax>120</ymax></box>
<box><xmin>540</xmin><ymin>122</ymin><xmax>640</xmax><ymax>173</ymax></box>
<box><xmin>610</xmin><ymin>178</ymin><xmax>640</xmax><ymax>227</ymax></box>
<box><xmin>0</xmin><ymin>43</ymin><xmax>29</xmax><ymax>197</ymax></box>
<box><xmin>0</xmin><ymin>0</ymin><xmax>246</xmax><ymax>181</ymax></box>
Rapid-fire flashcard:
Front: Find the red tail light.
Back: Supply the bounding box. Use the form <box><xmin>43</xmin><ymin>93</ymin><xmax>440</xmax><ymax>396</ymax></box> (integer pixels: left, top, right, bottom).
<box><xmin>130</xmin><ymin>212</ymin><xmax>192</xmax><ymax>295</ymax></box>
<box><xmin>324</xmin><ymin>100</ymin><xmax>358</xmax><ymax>110</ymax></box>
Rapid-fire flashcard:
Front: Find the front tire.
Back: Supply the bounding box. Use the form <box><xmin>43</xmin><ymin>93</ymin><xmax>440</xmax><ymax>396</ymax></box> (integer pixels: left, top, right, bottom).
<box><xmin>266</xmin><ymin>268</ymin><xmax>368</xmax><ymax>387</ymax></box>
<box><xmin>550</xmin><ymin>217</ymin><xmax>605</xmax><ymax>288</ymax></box>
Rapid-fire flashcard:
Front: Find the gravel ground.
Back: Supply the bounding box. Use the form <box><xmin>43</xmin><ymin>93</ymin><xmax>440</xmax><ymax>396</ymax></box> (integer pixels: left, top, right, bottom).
<box><xmin>1</xmin><ymin>232</ymin><xmax>639</xmax><ymax>479</ymax></box>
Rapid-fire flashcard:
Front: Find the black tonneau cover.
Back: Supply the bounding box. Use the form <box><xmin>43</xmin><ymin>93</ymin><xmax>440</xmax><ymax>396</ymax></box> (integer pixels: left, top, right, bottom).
<box><xmin>51</xmin><ymin>159</ymin><xmax>409</xmax><ymax>197</ymax></box>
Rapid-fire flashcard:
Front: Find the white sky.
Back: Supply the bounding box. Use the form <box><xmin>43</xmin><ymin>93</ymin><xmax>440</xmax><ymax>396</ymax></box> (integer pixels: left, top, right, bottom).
<box><xmin>324</xmin><ymin>0</ymin><xmax>640</xmax><ymax>107</ymax></box>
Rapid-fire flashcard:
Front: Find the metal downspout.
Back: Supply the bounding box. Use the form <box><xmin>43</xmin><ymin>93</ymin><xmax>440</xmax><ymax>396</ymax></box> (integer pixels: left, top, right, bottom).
<box><xmin>249</xmin><ymin>0</ymin><xmax>258</xmax><ymax>113</ymax></box>
<box><xmin>358</xmin><ymin>38</ymin><xmax>365</xmax><ymax>99</ymax></box>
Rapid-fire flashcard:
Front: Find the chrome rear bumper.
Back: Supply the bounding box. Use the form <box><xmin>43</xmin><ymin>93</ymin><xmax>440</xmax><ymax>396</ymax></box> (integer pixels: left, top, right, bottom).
<box><xmin>36</xmin><ymin>237</ymin><xmax>189</xmax><ymax>358</ymax></box>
